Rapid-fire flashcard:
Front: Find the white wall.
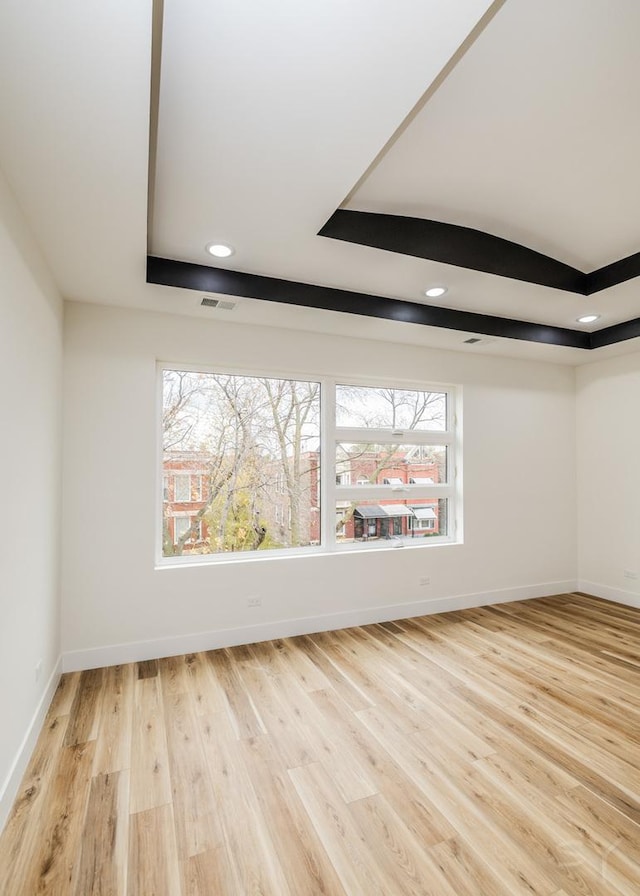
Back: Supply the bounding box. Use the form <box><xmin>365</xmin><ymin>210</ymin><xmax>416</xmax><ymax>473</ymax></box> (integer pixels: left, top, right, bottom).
<box><xmin>0</xmin><ymin>169</ymin><xmax>63</xmax><ymax>826</ymax></box>
<box><xmin>61</xmin><ymin>302</ymin><xmax>577</xmax><ymax>669</ymax></box>
<box><xmin>577</xmin><ymin>350</ymin><xmax>640</xmax><ymax>605</ymax></box>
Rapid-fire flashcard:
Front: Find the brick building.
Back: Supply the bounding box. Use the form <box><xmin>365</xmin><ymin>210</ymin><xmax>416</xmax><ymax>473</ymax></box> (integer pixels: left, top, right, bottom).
<box><xmin>163</xmin><ymin>445</ymin><xmax>442</xmax><ymax>552</ymax></box>
<box><xmin>335</xmin><ymin>446</ymin><xmax>442</xmax><ymax>542</ymax></box>
<box><xmin>163</xmin><ymin>453</ymin><xmax>211</xmax><ymax>551</ymax></box>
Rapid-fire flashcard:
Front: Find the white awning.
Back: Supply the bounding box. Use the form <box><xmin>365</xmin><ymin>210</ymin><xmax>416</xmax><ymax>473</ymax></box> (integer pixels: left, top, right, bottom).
<box><xmin>409</xmin><ymin>477</ymin><xmax>434</xmax><ymax>485</ymax></box>
<box><xmin>382</xmin><ymin>504</ymin><xmax>415</xmax><ymax>517</ymax></box>
<box><xmin>383</xmin><ymin>477</ymin><xmax>404</xmax><ymax>485</ymax></box>
<box><xmin>411</xmin><ymin>506</ymin><xmax>437</xmax><ymax>520</ymax></box>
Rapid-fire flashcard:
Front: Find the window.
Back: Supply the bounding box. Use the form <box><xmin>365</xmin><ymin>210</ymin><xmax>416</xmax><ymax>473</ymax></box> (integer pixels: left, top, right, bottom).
<box><xmin>160</xmin><ymin>366</ymin><xmax>458</xmax><ymax>562</ymax></box>
<box><xmin>335</xmin><ymin>508</ymin><xmax>347</xmax><ymax>537</ymax></box>
<box><xmin>410</xmin><ymin>506</ymin><xmax>437</xmax><ymax>531</ymax></box>
<box><xmin>162</xmin><ymin>368</ymin><xmax>320</xmax><ymax>558</ymax></box>
<box><xmin>174</xmin><ymin>475</ymin><xmax>190</xmax><ymax>502</ymax></box>
<box><xmin>333</xmin><ymin>383</ymin><xmax>454</xmax><ymax>547</ymax></box>
<box><xmin>173</xmin><ymin>516</ymin><xmax>202</xmax><ymax>544</ymax></box>
<box><xmin>173</xmin><ymin>517</ymin><xmax>190</xmax><ymax>543</ymax></box>
<box><xmin>335</xmin><ymin>384</ymin><xmax>446</xmax><ymax>430</ymax></box>
<box><xmin>173</xmin><ymin>474</ymin><xmax>202</xmax><ymax>503</ymax></box>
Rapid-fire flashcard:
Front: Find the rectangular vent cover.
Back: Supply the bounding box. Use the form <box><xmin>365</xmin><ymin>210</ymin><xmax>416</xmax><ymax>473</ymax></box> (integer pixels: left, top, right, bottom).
<box><xmin>201</xmin><ymin>297</ymin><xmax>236</xmax><ymax>311</ymax></box>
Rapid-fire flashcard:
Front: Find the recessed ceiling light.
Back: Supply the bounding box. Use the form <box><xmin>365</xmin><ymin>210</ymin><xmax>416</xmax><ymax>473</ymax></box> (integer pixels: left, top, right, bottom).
<box><xmin>424</xmin><ymin>286</ymin><xmax>447</xmax><ymax>298</ymax></box>
<box><xmin>206</xmin><ymin>243</ymin><xmax>234</xmax><ymax>258</ymax></box>
<box><xmin>576</xmin><ymin>314</ymin><xmax>600</xmax><ymax>324</ymax></box>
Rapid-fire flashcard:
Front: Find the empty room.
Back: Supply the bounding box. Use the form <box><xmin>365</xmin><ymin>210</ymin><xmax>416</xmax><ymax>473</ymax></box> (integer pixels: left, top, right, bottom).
<box><xmin>1</xmin><ymin>1</ymin><xmax>640</xmax><ymax>894</ymax></box>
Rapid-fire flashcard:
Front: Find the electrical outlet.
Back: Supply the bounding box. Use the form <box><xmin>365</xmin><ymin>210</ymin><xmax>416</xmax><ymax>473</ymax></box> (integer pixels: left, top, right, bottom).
<box><xmin>419</xmin><ymin>576</ymin><xmax>431</xmax><ymax>586</ymax></box>
<box><xmin>35</xmin><ymin>659</ymin><xmax>43</xmax><ymax>683</ymax></box>
<box><xmin>247</xmin><ymin>596</ymin><xmax>262</xmax><ymax>607</ymax></box>
<box><xmin>623</xmin><ymin>570</ymin><xmax>638</xmax><ymax>580</ymax></box>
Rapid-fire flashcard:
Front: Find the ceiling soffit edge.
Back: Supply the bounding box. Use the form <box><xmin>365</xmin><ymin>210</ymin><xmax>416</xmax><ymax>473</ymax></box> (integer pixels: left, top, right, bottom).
<box><xmin>320</xmin><ymin>210</ymin><xmax>640</xmax><ymax>296</ymax></box>
<box><xmin>147</xmin><ymin>256</ymin><xmax>640</xmax><ymax>350</ymax></box>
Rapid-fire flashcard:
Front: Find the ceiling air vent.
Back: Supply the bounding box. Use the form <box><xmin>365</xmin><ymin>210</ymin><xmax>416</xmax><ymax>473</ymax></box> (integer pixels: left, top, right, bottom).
<box><xmin>201</xmin><ymin>297</ymin><xmax>236</xmax><ymax>311</ymax></box>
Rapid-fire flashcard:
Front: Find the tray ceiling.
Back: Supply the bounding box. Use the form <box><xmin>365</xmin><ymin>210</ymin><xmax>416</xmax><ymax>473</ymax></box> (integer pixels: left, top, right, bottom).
<box><xmin>149</xmin><ymin>0</ymin><xmax>640</xmax><ymax>350</ymax></box>
<box><xmin>1</xmin><ymin>0</ymin><xmax>640</xmax><ymax>361</ymax></box>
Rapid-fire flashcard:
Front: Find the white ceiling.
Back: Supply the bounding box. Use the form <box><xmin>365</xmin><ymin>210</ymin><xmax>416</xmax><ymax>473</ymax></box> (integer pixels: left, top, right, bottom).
<box><xmin>1</xmin><ymin>0</ymin><xmax>640</xmax><ymax>365</ymax></box>
<box><xmin>353</xmin><ymin>0</ymin><xmax>640</xmax><ymax>272</ymax></box>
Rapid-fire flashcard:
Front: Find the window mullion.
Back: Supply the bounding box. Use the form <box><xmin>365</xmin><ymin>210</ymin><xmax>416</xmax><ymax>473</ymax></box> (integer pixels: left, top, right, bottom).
<box><xmin>336</xmin><ymin>485</ymin><xmax>453</xmax><ymax>502</ymax></box>
<box><xmin>335</xmin><ymin>427</ymin><xmax>451</xmax><ymax>446</ymax></box>
<box><xmin>322</xmin><ymin>377</ymin><xmax>337</xmax><ymax>550</ymax></box>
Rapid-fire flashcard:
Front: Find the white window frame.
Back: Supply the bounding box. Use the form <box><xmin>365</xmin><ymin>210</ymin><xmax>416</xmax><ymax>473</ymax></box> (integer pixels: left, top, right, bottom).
<box><xmin>325</xmin><ymin>379</ymin><xmax>458</xmax><ymax>553</ymax></box>
<box><xmin>157</xmin><ymin>362</ymin><xmax>461</xmax><ymax>565</ymax></box>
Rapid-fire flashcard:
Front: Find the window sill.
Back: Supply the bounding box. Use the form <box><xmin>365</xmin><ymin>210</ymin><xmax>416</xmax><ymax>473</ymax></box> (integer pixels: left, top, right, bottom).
<box><xmin>155</xmin><ymin>537</ymin><xmax>462</xmax><ymax>570</ymax></box>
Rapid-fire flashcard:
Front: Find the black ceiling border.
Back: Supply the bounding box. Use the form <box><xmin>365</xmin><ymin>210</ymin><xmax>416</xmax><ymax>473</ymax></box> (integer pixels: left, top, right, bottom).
<box><xmin>147</xmin><ymin>256</ymin><xmax>590</xmax><ymax>349</ymax></box>
<box><xmin>319</xmin><ymin>209</ymin><xmax>640</xmax><ymax>297</ymax></box>
<box><xmin>320</xmin><ymin>209</ymin><xmax>586</xmax><ymax>294</ymax></box>
<box><xmin>590</xmin><ymin>316</ymin><xmax>640</xmax><ymax>349</ymax></box>
<box><xmin>585</xmin><ymin>250</ymin><xmax>640</xmax><ymax>295</ymax></box>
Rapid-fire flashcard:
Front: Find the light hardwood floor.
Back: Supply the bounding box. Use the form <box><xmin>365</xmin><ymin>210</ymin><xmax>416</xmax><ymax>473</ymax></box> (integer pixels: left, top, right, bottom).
<box><xmin>1</xmin><ymin>592</ymin><xmax>640</xmax><ymax>895</ymax></box>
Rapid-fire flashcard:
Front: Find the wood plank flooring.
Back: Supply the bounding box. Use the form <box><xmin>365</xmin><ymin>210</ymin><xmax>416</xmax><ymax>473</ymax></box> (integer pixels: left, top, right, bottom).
<box><xmin>1</xmin><ymin>592</ymin><xmax>640</xmax><ymax>894</ymax></box>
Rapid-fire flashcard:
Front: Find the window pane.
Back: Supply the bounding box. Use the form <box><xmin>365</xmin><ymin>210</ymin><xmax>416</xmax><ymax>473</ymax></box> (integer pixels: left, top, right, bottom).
<box><xmin>336</xmin><ymin>385</ymin><xmax>446</xmax><ymax>431</ymax></box>
<box><xmin>334</xmin><ymin>499</ymin><xmax>448</xmax><ymax>543</ymax></box>
<box><xmin>174</xmin><ymin>475</ymin><xmax>190</xmax><ymax>502</ymax></box>
<box><xmin>162</xmin><ymin>370</ymin><xmax>320</xmax><ymax>556</ymax></box>
<box><xmin>336</xmin><ymin>443</ymin><xmax>447</xmax><ymax>485</ymax></box>
<box><xmin>174</xmin><ymin>517</ymin><xmax>191</xmax><ymax>543</ymax></box>
<box><xmin>173</xmin><ymin>517</ymin><xmax>203</xmax><ymax>545</ymax></box>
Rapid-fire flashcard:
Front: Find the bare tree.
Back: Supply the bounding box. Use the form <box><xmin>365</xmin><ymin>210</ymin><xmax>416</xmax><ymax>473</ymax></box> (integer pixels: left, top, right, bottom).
<box><xmin>262</xmin><ymin>378</ymin><xmax>319</xmax><ymax>546</ymax></box>
<box><xmin>162</xmin><ymin>370</ymin><xmax>203</xmax><ymax>450</ymax></box>
<box><xmin>161</xmin><ymin>370</ymin><xmax>319</xmax><ymax>556</ymax></box>
<box><xmin>336</xmin><ymin>385</ymin><xmax>445</xmax><ymax>484</ymax></box>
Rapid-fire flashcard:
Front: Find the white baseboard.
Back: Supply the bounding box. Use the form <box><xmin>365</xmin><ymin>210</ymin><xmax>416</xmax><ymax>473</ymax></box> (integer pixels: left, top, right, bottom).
<box><xmin>577</xmin><ymin>580</ymin><xmax>640</xmax><ymax>609</ymax></box>
<box><xmin>62</xmin><ymin>580</ymin><xmax>577</xmax><ymax>672</ymax></box>
<box><xmin>0</xmin><ymin>656</ymin><xmax>62</xmax><ymax>835</ymax></box>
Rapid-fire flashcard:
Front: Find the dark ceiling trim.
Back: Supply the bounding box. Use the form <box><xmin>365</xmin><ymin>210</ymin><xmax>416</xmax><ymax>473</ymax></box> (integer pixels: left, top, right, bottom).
<box><xmin>319</xmin><ymin>209</ymin><xmax>640</xmax><ymax>296</ymax></box>
<box><xmin>147</xmin><ymin>256</ymin><xmax>590</xmax><ymax>348</ymax></box>
<box><xmin>320</xmin><ymin>209</ymin><xmax>586</xmax><ymax>293</ymax></box>
<box><xmin>590</xmin><ymin>315</ymin><xmax>640</xmax><ymax>349</ymax></box>
<box><xmin>585</xmin><ymin>250</ymin><xmax>640</xmax><ymax>295</ymax></box>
